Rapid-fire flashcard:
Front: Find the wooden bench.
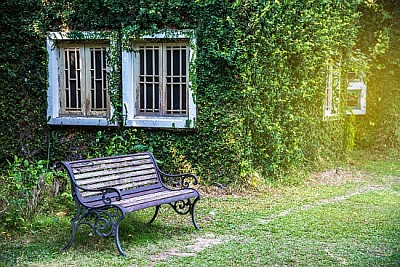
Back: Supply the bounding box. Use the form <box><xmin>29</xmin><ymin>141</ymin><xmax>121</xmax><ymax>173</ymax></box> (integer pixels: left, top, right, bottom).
<box><xmin>58</xmin><ymin>152</ymin><xmax>200</xmax><ymax>256</ymax></box>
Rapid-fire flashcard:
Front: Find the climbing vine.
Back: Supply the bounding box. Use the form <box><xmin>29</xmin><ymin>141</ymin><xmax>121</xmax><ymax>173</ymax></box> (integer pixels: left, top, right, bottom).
<box><xmin>1</xmin><ymin>0</ymin><xmax>395</xmax><ymax>190</ymax></box>
<box><xmin>352</xmin><ymin>0</ymin><xmax>400</xmax><ymax>150</ymax></box>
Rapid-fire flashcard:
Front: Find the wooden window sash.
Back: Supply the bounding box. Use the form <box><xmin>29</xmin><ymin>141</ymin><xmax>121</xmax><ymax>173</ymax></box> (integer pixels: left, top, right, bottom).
<box><xmin>164</xmin><ymin>44</ymin><xmax>188</xmax><ymax>116</ymax></box>
<box><xmin>325</xmin><ymin>59</ymin><xmax>341</xmax><ymax>117</ymax></box>
<box><xmin>59</xmin><ymin>43</ymin><xmax>109</xmax><ymax>117</ymax></box>
<box><xmin>325</xmin><ymin>62</ymin><xmax>333</xmax><ymax>115</ymax></box>
<box><xmin>136</xmin><ymin>44</ymin><xmax>161</xmax><ymax>115</ymax></box>
<box><xmin>135</xmin><ymin>42</ymin><xmax>189</xmax><ymax>117</ymax></box>
<box><xmin>87</xmin><ymin>45</ymin><xmax>109</xmax><ymax>117</ymax></box>
<box><xmin>60</xmin><ymin>46</ymin><xmax>82</xmax><ymax>115</ymax></box>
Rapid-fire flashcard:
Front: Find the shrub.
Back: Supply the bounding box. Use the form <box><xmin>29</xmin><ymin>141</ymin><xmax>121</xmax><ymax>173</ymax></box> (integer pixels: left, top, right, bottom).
<box><xmin>0</xmin><ymin>157</ymin><xmax>56</xmax><ymax>230</ymax></box>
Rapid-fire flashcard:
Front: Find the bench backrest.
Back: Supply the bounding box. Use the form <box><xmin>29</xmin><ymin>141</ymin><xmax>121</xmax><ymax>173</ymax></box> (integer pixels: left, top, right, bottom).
<box><xmin>61</xmin><ymin>152</ymin><xmax>161</xmax><ymax>201</ymax></box>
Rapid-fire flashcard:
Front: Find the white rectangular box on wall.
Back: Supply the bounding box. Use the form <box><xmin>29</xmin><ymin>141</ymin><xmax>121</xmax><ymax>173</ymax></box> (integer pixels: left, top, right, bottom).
<box><xmin>347</xmin><ymin>74</ymin><xmax>366</xmax><ymax>115</ymax></box>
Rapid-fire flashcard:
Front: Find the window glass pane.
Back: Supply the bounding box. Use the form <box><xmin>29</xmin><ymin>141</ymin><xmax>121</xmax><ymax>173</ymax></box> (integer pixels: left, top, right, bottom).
<box><xmin>90</xmin><ymin>47</ymin><xmax>108</xmax><ymax>113</ymax></box>
<box><xmin>146</xmin><ymin>49</ymin><xmax>153</xmax><ymax>75</ymax></box>
<box><xmin>167</xmin><ymin>50</ymin><xmax>171</xmax><ymax>76</ymax></box>
<box><xmin>182</xmin><ymin>85</ymin><xmax>187</xmax><ymax>113</ymax></box>
<box><xmin>90</xmin><ymin>50</ymin><xmax>94</xmax><ymax>69</ymax></box>
<box><xmin>138</xmin><ymin>45</ymin><xmax>160</xmax><ymax>114</ymax></box>
<box><xmin>155</xmin><ymin>49</ymin><xmax>159</xmax><ymax>75</ymax></box>
<box><xmin>95</xmin><ymin>50</ymin><xmax>102</xmax><ymax>79</ymax></box>
<box><xmin>140</xmin><ymin>84</ymin><xmax>145</xmax><ymax>111</ymax></box>
<box><xmin>103</xmin><ymin>90</ymin><xmax>107</xmax><ymax>109</ymax></box>
<box><xmin>77</xmin><ymin>88</ymin><xmax>81</xmax><ymax>108</ymax></box>
<box><xmin>96</xmin><ymin>81</ymin><xmax>103</xmax><ymax>108</ymax></box>
<box><xmin>182</xmin><ymin>48</ymin><xmax>187</xmax><ymax>74</ymax></box>
<box><xmin>77</xmin><ymin>71</ymin><xmax>81</xmax><ymax>90</ymax></box>
<box><xmin>173</xmin><ymin>49</ymin><xmax>180</xmax><ymax>76</ymax></box>
<box><xmin>167</xmin><ymin>84</ymin><xmax>171</xmax><ymax>112</ymax></box>
<box><xmin>70</xmin><ymin>80</ymin><xmax>77</xmax><ymax>108</ymax></box>
<box><xmin>63</xmin><ymin>48</ymin><xmax>82</xmax><ymax>113</ymax></box>
<box><xmin>66</xmin><ymin>90</ymin><xmax>70</xmax><ymax>108</ymax></box>
<box><xmin>155</xmin><ymin>84</ymin><xmax>160</xmax><ymax>110</ymax></box>
<box><xmin>173</xmin><ymin>84</ymin><xmax>180</xmax><ymax>111</ymax></box>
<box><xmin>103</xmin><ymin>49</ymin><xmax>107</xmax><ymax>69</ymax></box>
<box><xmin>139</xmin><ymin>49</ymin><xmax>144</xmax><ymax>75</ymax></box>
<box><xmin>91</xmin><ymin>69</ymin><xmax>94</xmax><ymax>89</ymax></box>
<box><xmin>103</xmin><ymin>70</ymin><xmax>107</xmax><ymax>88</ymax></box>
<box><xmin>347</xmin><ymin>91</ymin><xmax>361</xmax><ymax>108</ymax></box>
<box><xmin>64</xmin><ymin>51</ymin><xmax>68</xmax><ymax>71</ymax></box>
<box><xmin>146</xmin><ymin>85</ymin><xmax>154</xmax><ymax>110</ymax></box>
<box><xmin>70</xmin><ymin>51</ymin><xmax>76</xmax><ymax>79</ymax></box>
<box><xmin>91</xmin><ymin>91</ymin><xmax>94</xmax><ymax>109</ymax></box>
<box><xmin>65</xmin><ymin>70</ymin><xmax>69</xmax><ymax>88</ymax></box>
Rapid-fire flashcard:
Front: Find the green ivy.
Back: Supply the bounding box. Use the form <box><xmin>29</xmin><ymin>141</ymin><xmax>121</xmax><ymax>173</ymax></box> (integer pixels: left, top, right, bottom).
<box><xmin>2</xmin><ymin>0</ymin><xmax>395</xmax><ymax>190</ymax></box>
<box><xmin>352</xmin><ymin>0</ymin><xmax>400</xmax><ymax>150</ymax></box>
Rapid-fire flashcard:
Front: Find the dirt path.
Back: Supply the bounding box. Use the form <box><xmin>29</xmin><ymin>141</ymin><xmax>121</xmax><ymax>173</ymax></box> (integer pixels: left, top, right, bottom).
<box><xmin>257</xmin><ymin>185</ymin><xmax>385</xmax><ymax>224</ymax></box>
<box><xmin>147</xmin><ymin>170</ymin><xmax>390</xmax><ymax>265</ymax></box>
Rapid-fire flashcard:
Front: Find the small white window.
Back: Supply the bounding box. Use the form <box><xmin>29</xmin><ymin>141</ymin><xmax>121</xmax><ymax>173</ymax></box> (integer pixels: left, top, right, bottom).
<box><xmin>347</xmin><ymin>72</ymin><xmax>366</xmax><ymax>115</ymax></box>
<box><xmin>324</xmin><ymin>59</ymin><xmax>341</xmax><ymax>118</ymax></box>
<box><xmin>122</xmin><ymin>30</ymin><xmax>196</xmax><ymax>128</ymax></box>
<box><xmin>47</xmin><ymin>32</ymin><xmax>117</xmax><ymax>126</ymax></box>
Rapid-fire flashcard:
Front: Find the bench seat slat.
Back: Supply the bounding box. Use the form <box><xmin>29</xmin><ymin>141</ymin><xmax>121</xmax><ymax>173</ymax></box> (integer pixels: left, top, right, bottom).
<box><xmin>80</xmin><ymin>179</ymin><xmax>159</xmax><ymax>198</ymax></box>
<box><xmin>82</xmin><ymin>184</ymin><xmax>164</xmax><ymax>205</ymax></box>
<box><xmin>85</xmin><ymin>187</ymin><xmax>198</xmax><ymax>212</ymax></box>
<box><xmin>120</xmin><ymin>189</ymin><xmax>191</xmax><ymax>204</ymax></box>
<box><xmin>122</xmin><ymin>189</ymin><xmax>199</xmax><ymax>212</ymax></box>
<box><xmin>80</xmin><ymin>174</ymin><xmax>158</xmax><ymax>189</ymax></box>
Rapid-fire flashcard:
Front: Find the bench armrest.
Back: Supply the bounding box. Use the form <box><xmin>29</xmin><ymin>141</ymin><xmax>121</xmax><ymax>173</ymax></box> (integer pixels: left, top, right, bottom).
<box><xmin>74</xmin><ymin>184</ymin><xmax>122</xmax><ymax>205</ymax></box>
<box><xmin>158</xmin><ymin>170</ymin><xmax>198</xmax><ymax>189</ymax></box>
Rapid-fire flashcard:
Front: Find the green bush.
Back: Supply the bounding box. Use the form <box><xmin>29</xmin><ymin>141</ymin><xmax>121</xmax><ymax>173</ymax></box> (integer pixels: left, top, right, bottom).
<box><xmin>0</xmin><ymin>157</ymin><xmax>55</xmax><ymax>230</ymax></box>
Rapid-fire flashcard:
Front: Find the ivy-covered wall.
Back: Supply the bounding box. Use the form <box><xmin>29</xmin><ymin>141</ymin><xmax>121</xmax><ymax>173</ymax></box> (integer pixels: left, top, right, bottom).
<box><xmin>353</xmin><ymin>0</ymin><xmax>400</xmax><ymax>150</ymax></box>
<box><xmin>1</xmin><ymin>0</ymin><xmax>376</xmax><ymax>185</ymax></box>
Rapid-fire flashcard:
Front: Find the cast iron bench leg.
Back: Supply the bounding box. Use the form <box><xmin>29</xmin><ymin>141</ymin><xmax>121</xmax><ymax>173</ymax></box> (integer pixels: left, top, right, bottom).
<box><xmin>148</xmin><ymin>205</ymin><xmax>161</xmax><ymax>225</ymax></box>
<box><xmin>61</xmin><ymin>217</ymin><xmax>78</xmax><ymax>252</ymax></box>
<box><xmin>191</xmin><ymin>197</ymin><xmax>200</xmax><ymax>230</ymax></box>
<box><xmin>113</xmin><ymin>217</ymin><xmax>126</xmax><ymax>257</ymax></box>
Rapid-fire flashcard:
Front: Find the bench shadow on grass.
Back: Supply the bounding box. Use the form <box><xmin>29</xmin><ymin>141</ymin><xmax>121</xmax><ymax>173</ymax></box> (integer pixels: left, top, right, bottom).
<box><xmin>0</xmin><ymin>212</ymin><xmax>194</xmax><ymax>266</ymax></box>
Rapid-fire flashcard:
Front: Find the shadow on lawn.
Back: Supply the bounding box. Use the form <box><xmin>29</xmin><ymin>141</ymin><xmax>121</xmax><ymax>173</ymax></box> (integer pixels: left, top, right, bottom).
<box><xmin>0</xmin><ymin>215</ymin><xmax>191</xmax><ymax>266</ymax></box>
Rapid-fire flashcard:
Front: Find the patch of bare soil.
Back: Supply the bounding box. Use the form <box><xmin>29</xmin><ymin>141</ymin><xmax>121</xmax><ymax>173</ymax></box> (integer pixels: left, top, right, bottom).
<box><xmin>149</xmin><ymin>234</ymin><xmax>224</xmax><ymax>265</ymax></box>
<box><xmin>306</xmin><ymin>168</ymin><xmax>367</xmax><ymax>186</ymax></box>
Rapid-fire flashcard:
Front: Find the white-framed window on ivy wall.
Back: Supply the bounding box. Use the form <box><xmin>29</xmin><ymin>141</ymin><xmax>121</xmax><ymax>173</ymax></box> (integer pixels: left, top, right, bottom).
<box><xmin>47</xmin><ymin>32</ymin><xmax>117</xmax><ymax>126</ymax></box>
<box><xmin>347</xmin><ymin>71</ymin><xmax>367</xmax><ymax>115</ymax></box>
<box><xmin>324</xmin><ymin>59</ymin><xmax>341</xmax><ymax>118</ymax></box>
<box><xmin>122</xmin><ymin>30</ymin><xmax>196</xmax><ymax>128</ymax></box>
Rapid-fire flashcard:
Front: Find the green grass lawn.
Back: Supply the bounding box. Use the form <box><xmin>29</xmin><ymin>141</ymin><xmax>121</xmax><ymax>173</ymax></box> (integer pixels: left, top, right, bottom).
<box><xmin>1</xmin><ymin>150</ymin><xmax>400</xmax><ymax>266</ymax></box>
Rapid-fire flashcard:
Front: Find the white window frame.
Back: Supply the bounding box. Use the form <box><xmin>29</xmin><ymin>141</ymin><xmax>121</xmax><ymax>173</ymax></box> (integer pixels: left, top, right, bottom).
<box><xmin>324</xmin><ymin>59</ymin><xmax>341</xmax><ymax>118</ymax></box>
<box><xmin>347</xmin><ymin>73</ymin><xmax>366</xmax><ymax>115</ymax></box>
<box><xmin>122</xmin><ymin>30</ymin><xmax>196</xmax><ymax>128</ymax></box>
<box><xmin>47</xmin><ymin>32</ymin><xmax>117</xmax><ymax>126</ymax></box>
